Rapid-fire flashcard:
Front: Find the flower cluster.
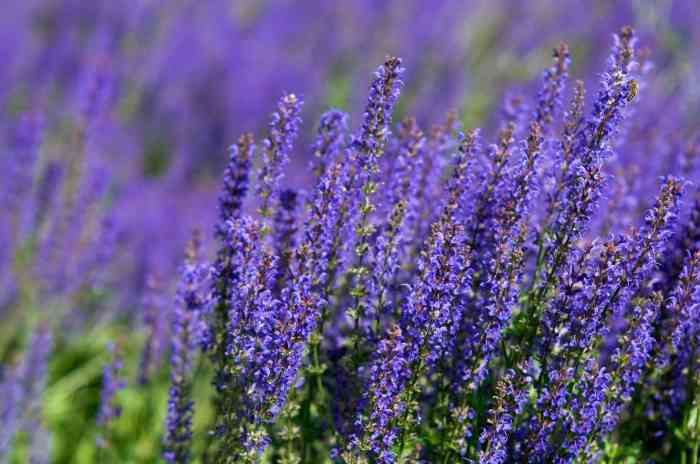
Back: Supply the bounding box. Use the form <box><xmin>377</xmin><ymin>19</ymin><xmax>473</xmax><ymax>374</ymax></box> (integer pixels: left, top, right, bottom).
<box><xmin>2</xmin><ymin>7</ymin><xmax>700</xmax><ymax>463</ymax></box>
<box><xmin>154</xmin><ymin>29</ymin><xmax>700</xmax><ymax>463</ymax></box>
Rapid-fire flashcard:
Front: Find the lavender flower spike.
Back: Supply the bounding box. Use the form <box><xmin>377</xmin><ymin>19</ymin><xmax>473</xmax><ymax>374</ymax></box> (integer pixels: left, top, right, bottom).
<box><xmin>163</xmin><ymin>233</ymin><xmax>209</xmax><ymax>464</ymax></box>
<box><xmin>347</xmin><ymin>56</ymin><xmax>404</xmax><ymax>356</ymax></box>
<box><xmin>310</xmin><ymin>110</ymin><xmax>348</xmax><ymax>180</ymax></box>
<box><xmin>216</xmin><ymin>133</ymin><xmax>254</xmax><ymax>240</ymax></box>
<box><xmin>256</xmin><ymin>93</ymin><xmax>303</xmax><ymax>233</ymax></box>
<box><xmin>353</xmin><ymin>56</ymin><xmax>404</xmax><ymax>166</ymax></box>
<box><xmin>533</xmin><ymin>41</ymin><xmax>570</xmax><ymax>129</ymax></box>
<box><xmin>669</xmin><ymin>251</ymin><xmax>700</xmax><ymax>361</ymax></box>
<box><xmin>96</xmin><ymin>342</ymin><xmax>126</xmax><ymax>446</ymax></box>
<box><xmin>273</xmin><ymin>188</ymin><xmax>299</xmax><ymax>291</ymax></box>
<box><xmin>0</xmin><ymin>324</ymin><xmax>52</xmax><ymax>461</ymax></box>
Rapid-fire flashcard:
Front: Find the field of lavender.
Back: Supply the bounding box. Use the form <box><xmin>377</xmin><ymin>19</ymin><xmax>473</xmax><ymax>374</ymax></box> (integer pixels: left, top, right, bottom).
<box><xmin>2</xmin><ymin>1</ymin><xmax>700</xmax><ymax>463</ymax></box>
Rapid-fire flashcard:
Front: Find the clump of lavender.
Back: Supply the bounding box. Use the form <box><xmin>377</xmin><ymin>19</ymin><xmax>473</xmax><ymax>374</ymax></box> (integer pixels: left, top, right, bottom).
<box><xmin>152</xmin><ymin>27</ymin><xmax>700</xmax><ymax>464</ymax></box>
<box><xmin>344</xmin><ymin>130</ymin><xmax>479</xmax><ymax>463</ymax></box>
<box><xmin>2</xmin><ymin>0</ymin><xmax>700</xmax><ymax>460</ymax></box>
<box><xmin>4</xmin><ymin>20</ymin><xmax>699</xmax><ymax>464</ymax></box>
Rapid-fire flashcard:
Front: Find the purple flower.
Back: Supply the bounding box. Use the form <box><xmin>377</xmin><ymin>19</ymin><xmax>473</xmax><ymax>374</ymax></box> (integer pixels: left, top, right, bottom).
<box><xmin>538</xmin><ymin>27</ymin><xmax>640</xmax><ymax>302</ymax></box>
<box><xmin>659</xmin><ymin>188</ymin><xmax>700</xmax><ymax>292</ymax></box>
<box><xmin>1</xmin><ymin>113</ymin><xmax>42</xmax><ymax>220</ymax></box>
<box><xmin>346</xmin><ymin>57</ymin><xmax>405</xmax><ymax>342</ymax></box>
<box><xmin>347</xmin><ymin>131</ymin><xmax>478</xmax><ymax>462</ymax></box>
<box><xmin>369</xmin><ymin>118</ymin><xmax>426</xmax><ymax>329</ymax></box>
<box><xmin>669</xmin><ymin>252</ymin><xmax>700</xmax><ymax>364</ymax></box>
<box><xmin>211</xmin><ymin>215</ymin><xmax>286</xmax><ymax>461</ymax></box>
<box><xmin>208</xmin><ymin>135</ymin><xmax>256</xmax><ymax>363</ymax></box>
<box><xmin>163</xmin><ymin>234</ymin><xmax>209</xmax><ymax>464</ymax></box>
<box><xmin>448</xmin><ymin>121</ymin><xmax>543</xmax><ymax>439</ymax></box>
<box><xmin>531</xmin><ymin>177</ymin><xmax>683</xmax><ymax>460</ymax></box>
<box><xmin>541</xmin><ymin>79</ymin><xmax>586</xmax><ymax>224</ymax></box>
<box><xmin>216</xmin><ymin>133</ymin><xmax>254</xmax><ymax>240</ymax></box>
<box><xmin>96</xmin><ymin>342</ymin><xmax>126</xmax><ymax>449</ymax></box>
<box><xmin>479</xmin><ymin>366</ymin><xmax>532</xmax><ymax>464</ymax></box>
<box><xmin>533</xmin><ymin>42</ymin><xmax>570</xmax><ymax>129</ymax></box>
<box><xmin>651</xmin><ymin>250</ymin><xmax>700</xmax><ymax>425</ymax></box>
<box><xmin>352</xmin><ymin>56</ymin><xmax>404</xmax><ymax>169</ymax></box>
<box><xmin>273</xmin><ymin>188</ymin><xmax>299</xmax><ymax>291</ymax></box>
<box><xmin>310</xmin><ymin>110</ymin><xmax>348</xmax><ymax>180</ymax></box>
<box><xmin>256</xmin><ymin>93</ymin><xmax>303</xmax><ymax>232</ymax></box>
<box><xmin>97</xmin><ymin>342</ymin><xmax>125</xmax><ymax>428</ymax></box>
<box><xmin>0</xmin><ymin>325</ymin><xmax>52</xmax><ymax>460</ymax></box>
<box><xmin>138</xmin><ymin>275</ymin><xmax>168</xmax><ymax>385</ymax></box>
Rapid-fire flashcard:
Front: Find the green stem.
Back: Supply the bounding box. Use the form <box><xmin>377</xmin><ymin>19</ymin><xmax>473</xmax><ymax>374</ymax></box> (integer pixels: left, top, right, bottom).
<box><xmin>396</xmin><ymin>357</ymin><xmax>424</xmax><ymax>459</ymax></box>
<box><xmin>301</xmin><ymin>335</ymin><xmax>327</xmax><ymax>462</ymax></box>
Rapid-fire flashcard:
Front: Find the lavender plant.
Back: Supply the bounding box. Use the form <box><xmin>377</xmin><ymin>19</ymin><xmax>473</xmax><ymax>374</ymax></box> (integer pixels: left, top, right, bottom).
<box><xmin>2</xmin><ymin>3</ymin><xmax>700</xmax><ymax>462</ymax></box>
<box><xmin>150</xmin><ymin>28</ymin><xmax>700</xmax><ymax>463</ymax></box>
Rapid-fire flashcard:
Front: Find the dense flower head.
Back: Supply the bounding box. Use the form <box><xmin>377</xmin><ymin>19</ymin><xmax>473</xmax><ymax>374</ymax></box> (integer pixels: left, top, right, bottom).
<box><xmin>353</xmin><ymin>56</ymin><xmax>404</xmax><ymax>168</ymax></box>
<box><xmin>310</xmin><ymin>109</ymin><xmax>348</xmax><ymax>179</ymax></box>
<box><xmin>163</xmin><ymin>234</ymin><xmax>210</xmax><ymax>464</ymax></box>
<box><xmin>534</xmin><ymin>42</ymin><xmax>570</xmax><ymax>128</ymax></box>
<box><xmin>273</xmin><ymin>188</ymin><xmax>300</xmax><ymax>290</ymax></box>
<box><xmin>256</xmin><ymin>93</ymin><xmax>303</xmax><ymax>229</ymax></box>
<box><xmin>216</xmin><ymin>133</ymin><xmax>254</xmax><ymax>240</ymax></box>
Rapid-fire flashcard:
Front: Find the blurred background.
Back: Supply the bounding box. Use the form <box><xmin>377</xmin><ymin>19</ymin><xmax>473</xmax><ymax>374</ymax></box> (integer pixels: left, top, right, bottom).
<box><xmin>1</xmin><ymin>0</ymin><xmax>699</xmax><ymax>462</ymax></box>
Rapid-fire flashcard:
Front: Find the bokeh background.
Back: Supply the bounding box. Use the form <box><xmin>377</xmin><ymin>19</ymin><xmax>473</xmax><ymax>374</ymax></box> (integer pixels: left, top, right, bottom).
<box><xmin>1</xmin><ymin>0</ymin><xmax>699</xmax><ymax>462</ymax></box>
